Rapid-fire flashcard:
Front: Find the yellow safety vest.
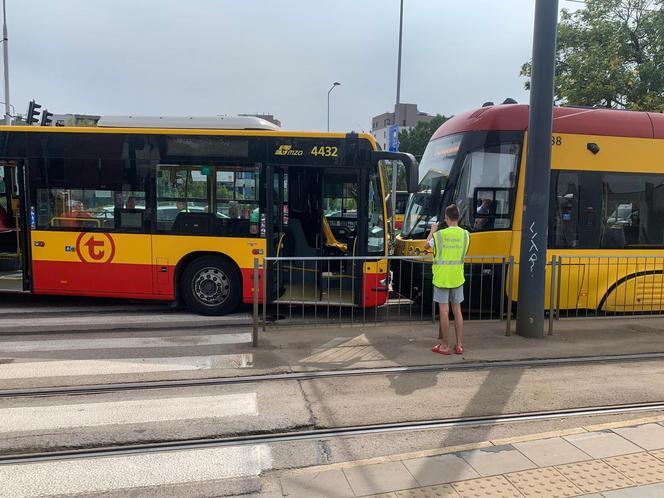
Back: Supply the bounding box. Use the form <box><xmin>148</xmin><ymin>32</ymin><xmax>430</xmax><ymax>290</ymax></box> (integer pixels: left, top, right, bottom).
<box><xmin>432</xmin><ymin>226</ymin><xmax>470</xmax><ymax>289</ymax></box>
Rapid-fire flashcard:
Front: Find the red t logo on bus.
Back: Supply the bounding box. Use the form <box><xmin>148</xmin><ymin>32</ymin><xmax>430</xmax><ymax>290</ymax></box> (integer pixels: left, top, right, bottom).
<box><xmin>75</xmin><ymin>233</ymin><xmax>116</xmax><ymax>264</ymax></box>
<box><xmin>84</xmin><ymin>236</ymin><xmax>106</xmax><ymax>260</ymax></box>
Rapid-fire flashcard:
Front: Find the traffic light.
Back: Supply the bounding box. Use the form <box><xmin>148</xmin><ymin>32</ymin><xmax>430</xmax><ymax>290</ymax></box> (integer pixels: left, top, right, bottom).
<box><xmin>40</xmin><ymin>109</ymin><xmax>53</xmax><ymax>127</ymax></box>
<box><xmin>26</xmin><ymin>100</ymin><xmax>41</xmax><ymax>125</ymax></box>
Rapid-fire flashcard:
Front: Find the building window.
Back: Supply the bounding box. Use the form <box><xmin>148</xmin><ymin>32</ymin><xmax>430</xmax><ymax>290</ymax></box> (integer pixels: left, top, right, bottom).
<box><xmin>384</xmin><ymin>119</ymin><xmax>390</xmax><ymax>126</ymax></box>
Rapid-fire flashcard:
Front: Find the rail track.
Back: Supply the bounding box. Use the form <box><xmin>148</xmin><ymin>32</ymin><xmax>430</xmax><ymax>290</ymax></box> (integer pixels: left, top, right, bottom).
<box><xmin>2</xmin><ymin>400</ymin><xmax>664</xmax><ymax>464</ymax></box>
<box><xmin>2</xmin><ymin>351</ymin><xmax>664</xmax><ymax>399</ymax></box>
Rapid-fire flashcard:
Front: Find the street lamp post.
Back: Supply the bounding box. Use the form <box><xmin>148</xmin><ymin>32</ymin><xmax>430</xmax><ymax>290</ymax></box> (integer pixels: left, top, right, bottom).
<box><xmin>2</xmin><ymin>0</ymin><xmax>9</xmax><ymax>125</ymax></box>
<box><xmin>391</xmin><ymin>0</ymin><xmax>404</xmax><ymax>230</ymax></box>
<box><xmin>327</xmin><ymin>82</ymin><xmax>340</xmax><ymax>132</ymax></box>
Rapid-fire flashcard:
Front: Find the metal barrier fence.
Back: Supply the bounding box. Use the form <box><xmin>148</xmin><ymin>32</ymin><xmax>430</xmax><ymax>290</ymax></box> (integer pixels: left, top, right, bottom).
<box><xmin>252</xmin><ymin>255</ymin><xmax>514</xmax><ymax>346</ymax></box>
<box><xmin>250</xmin><ymin>254</ymin><xmax>664</xmax><ymax>345</ymax></box>
<box><xmin>553</xmin><ymin>255</ymin><xmax>664</xmax><ymax>320</ymax></box>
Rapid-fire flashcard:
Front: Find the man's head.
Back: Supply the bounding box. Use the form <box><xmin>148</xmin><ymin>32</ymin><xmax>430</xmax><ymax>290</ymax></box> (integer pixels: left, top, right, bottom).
<box><xmin>445</xmin><ymin>204</ymin><xmax>460</xmax><ymax>225</ymax></box>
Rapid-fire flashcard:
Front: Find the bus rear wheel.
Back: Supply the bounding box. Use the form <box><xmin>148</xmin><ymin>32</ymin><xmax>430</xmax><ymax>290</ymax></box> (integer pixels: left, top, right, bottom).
<box><xmin>181</xmin><ymin>256</ymin><xmax>241</xmax><ymax>315</ymax></box>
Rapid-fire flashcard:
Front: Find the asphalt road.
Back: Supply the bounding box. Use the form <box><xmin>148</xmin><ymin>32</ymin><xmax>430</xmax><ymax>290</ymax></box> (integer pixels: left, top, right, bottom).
<box><xmin>1</xmin><ymin>295</ymin><xmax>664</xmax><ymax>497</ymax></box>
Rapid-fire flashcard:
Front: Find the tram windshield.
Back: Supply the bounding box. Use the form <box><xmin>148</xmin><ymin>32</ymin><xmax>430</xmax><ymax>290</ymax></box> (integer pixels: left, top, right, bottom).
<box><xmin>401</xmin><ymin>134</ymin><xmax>462</xmax><ymax>238</ymax></box>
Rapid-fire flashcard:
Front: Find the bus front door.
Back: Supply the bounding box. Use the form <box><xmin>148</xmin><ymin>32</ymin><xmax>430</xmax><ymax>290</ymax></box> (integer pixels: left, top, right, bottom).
<box><xmin>267</xmin><ymin>166</ymin><xmax>364</xmax><ymax>307</ymax></box>
<box><xmin>0</xmin><ymin>161</ymin><xmax>27</xmax><ymax>292</ymax></box>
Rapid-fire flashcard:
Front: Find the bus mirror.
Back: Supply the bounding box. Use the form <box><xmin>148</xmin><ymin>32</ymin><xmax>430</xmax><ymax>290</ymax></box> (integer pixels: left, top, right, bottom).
<box><xmin>404</xmin><ymin>153</ymin><xmax>418</xmax><ymax>193</ymax></box>
<box><xmin>371</xmin><ymin>151</ymin><xmax>419</xmax><ymax>193</ymax></box>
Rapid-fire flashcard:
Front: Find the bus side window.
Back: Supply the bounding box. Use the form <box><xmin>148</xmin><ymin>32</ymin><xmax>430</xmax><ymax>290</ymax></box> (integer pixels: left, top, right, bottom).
<box><xmin>215</xmin><ymin>167</ymin><xmax>260</xmax><ymax>237</ymax></box>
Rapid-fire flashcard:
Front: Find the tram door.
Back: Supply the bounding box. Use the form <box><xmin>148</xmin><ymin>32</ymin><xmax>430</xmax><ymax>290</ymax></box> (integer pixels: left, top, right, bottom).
<box><xmin>0</xmin><ymin>161</ymin><xmax>28</xmax><ymax>292</ymax></box>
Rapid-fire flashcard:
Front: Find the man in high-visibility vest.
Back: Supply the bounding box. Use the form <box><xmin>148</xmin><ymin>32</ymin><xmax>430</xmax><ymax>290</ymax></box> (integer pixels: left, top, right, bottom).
<box><xmin>427</xmin><ymin>204</ymin><xmax>470</xmax><ymax>355</ymax></box>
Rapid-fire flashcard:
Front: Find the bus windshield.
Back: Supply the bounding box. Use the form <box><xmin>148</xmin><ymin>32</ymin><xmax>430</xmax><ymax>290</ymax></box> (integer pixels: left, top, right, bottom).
<box><xmin>401</xmin><ymin>134</ymin><xmax>462</xmax><ymax>238</ymax></box>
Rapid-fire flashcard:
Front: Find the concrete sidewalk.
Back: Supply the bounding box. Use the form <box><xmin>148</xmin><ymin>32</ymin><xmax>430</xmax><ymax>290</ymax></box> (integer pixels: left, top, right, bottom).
<box><xmin>2</xmin><ymin>313</ymin><xmax>663</xmax><ymax>391</ymax></box>
<box><xmin>256</xmin><ymin>316</ymin><xmax>664</xmax><ymax>374</ymax></box>
<box><xmin>269</xmin><ymin>415</ymin><xmax>664</xmax><ymax>497</ymax></box>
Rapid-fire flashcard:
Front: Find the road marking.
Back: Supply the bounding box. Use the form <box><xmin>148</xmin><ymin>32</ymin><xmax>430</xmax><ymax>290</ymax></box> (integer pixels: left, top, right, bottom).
<box><xmin>1</xmin><ymin>393</ymin><xmax>258</xmax><ymax>432</ymax></box>
<box><xmin>0</xmin><ymin>332</ymin><xmax>251</xmax><ymax>353</ymax></box>
<box><xmin>0</xmin><ymin>354</ymin><xmax>254</xmax><ymax>379</ymax></box>
<box><xmin>0</xmin><ymin>444</ymin><xmax>272</xmax><ymax>497</ymax></box>
<box><xmin>0</xmin><ymin>312</ymin><xmax>252</xmax><ymax>332</ymax></box>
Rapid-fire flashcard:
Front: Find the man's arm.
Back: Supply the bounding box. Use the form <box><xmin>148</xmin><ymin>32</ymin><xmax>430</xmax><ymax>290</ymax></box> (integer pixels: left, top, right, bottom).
<box><xmin>426</xmin><ymin>222</ymin><xmax>439</xmax><ymax>246</ymax></box>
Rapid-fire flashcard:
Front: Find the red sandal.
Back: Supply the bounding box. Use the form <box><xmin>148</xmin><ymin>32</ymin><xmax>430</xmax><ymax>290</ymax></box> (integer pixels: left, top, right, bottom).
<box><xmin>454</xmin><ymin>345</ymin><xmax>464</xmax><ymax>355</ymax></box>
<box><xmin>432</xmin><ymin>344</ymin><xmax>451</xmax><ymax>355</ymax></box>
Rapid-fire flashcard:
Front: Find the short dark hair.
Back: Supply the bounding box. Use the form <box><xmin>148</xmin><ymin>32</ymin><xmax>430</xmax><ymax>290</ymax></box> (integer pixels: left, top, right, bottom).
<box><xmin>445</xmin><ymin>204</ymin><xmax>460</xmax><ymax>221</ymax></box>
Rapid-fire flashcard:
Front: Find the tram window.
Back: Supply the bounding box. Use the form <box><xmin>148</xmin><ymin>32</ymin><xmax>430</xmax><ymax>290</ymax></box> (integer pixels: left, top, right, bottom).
<box><xmin>600</xmin><ymin>173</ymin><xmax>664</xmax><ymax>248</ymax></box>
<box><xmin>452</xmin><ymin>142</ymin><xmax>519</xmax><ymax>231</ymax></box>
<box><xmin>552</xmin><ymin>171</ymin><xmax>580</xmax><ymax>248</ymax></box>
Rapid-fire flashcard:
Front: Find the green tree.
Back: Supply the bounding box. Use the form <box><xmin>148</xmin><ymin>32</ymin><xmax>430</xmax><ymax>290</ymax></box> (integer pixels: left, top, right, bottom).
<box><xmin>397</xmin><ymin>114</ymin><xmax>450</xmax><ymax>159</ymax></box>
<box><xmin>521</xmin><ymin>0</ymin><xmax>664</xmax><ymax>111</ymax></box>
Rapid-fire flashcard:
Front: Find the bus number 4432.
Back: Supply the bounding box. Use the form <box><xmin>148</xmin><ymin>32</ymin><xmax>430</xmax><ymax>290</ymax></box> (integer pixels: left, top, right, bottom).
<box><xmin>311</xmin><ymin>146</ymin><xmax>338</xmax><ymax>157</ymax></box>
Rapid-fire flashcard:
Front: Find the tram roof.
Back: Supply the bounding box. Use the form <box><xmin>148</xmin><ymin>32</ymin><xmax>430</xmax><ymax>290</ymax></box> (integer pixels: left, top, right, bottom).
<box><xmin>432</xmin><ymin>104</ymin><xmax>664</xmax><ymax>140</ymax></box>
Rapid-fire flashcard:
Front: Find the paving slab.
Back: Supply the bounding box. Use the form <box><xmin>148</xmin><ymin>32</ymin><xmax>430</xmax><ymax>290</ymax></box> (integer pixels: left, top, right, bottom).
<box><xmin>452</xmin><ymin>475</ymin><xmax>522</xmax><ymax>498</ymax></box>
<box><xmin>513</xmin><ymin>436</ymin><xmax>593</xmax><ymax>467</ymax></box>
<box><xmin>395</xmin><ymin>484</ymin><xmax>459</xmax><ymax>497</ymax></box>
<box><xmin>343</xmin><ymin>462</ymin><xmax>419</xmax><ymax>496</ymax></box>
<box><xmin>555</xmin><ymin>460</ymin><xmax>634</xmax><ymax>494</ymax></box>
<box><xmin>280</xmin><ymin>469</ymin><xmax>354</xmax><ymax>498</ymax></box>
<box><xmin>564</xmin><ymin>431</ymin><xmax>642</xmax><ymax>459</ymax></box>
<box><xmin>504</xmin><ymin>467</ymin><xmax>582</xmax><ymax>497</ymax></box>
<box><xmin>457</xmin><ymin>445</ymin><xmax>536</xmax><ymax>477</ymax></box>
<box><xmin>601</xmin><ymin>482</ymin><xmax>664</xmax><ymax>497</ymax></box>
<box><xmin>401</xmin><ymin>453</ymin><xmax>479</xmax><ymax>486</ymax></box>
<box><xmin>603</xmin><ymin>452</ymin><xmax>664</xmax><ymax>485</ymax></box>
<box><xmin>613</xmin><ymin>423</ymin><xmax>664</xmax><ymax>451</ymax></box>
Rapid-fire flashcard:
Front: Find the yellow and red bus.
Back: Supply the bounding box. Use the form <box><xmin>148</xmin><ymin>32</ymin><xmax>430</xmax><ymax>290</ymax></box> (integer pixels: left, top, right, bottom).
<box><xmin>0</xmin><ymin>117</ymin><xmax>416</xmax><ymax>314</ymax></box>
<box><xmin>396</xmin><ymin>104</ymin><xmax>664</xmax><ymax>313</ymax></box>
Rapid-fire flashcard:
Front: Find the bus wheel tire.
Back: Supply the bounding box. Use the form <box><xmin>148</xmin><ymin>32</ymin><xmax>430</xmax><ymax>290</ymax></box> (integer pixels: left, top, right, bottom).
<box><xmin>181</xmin><ymin>256</ymin><xmax>241</xmax><ymax>316</ymax></box>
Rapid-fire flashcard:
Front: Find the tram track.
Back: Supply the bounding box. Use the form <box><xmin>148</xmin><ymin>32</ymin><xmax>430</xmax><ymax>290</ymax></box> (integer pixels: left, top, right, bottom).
<box><xmin>2</xmin><ymin>351</ymin><xmax>664</xmax><ymax>399</ymax></box>
<box><xmin>2</xmin><ymin>400</ymin><xmax>664</xmax><ymax>464</ymax></box>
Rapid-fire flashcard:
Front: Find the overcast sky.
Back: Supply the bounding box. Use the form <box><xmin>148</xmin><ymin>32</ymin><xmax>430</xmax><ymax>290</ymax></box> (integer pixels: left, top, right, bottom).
<box><xmin>7</xmin><ymin>0</ymin><xmax>579</xmax><ymax>132</ymax></box>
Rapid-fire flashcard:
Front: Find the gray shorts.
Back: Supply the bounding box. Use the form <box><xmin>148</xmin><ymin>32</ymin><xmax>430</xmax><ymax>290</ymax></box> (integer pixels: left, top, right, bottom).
<box><xmin>433</xmin><ymin>285</ymin><xmax>464</xmax><ymax>304</ymax></box>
